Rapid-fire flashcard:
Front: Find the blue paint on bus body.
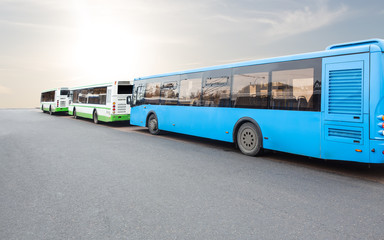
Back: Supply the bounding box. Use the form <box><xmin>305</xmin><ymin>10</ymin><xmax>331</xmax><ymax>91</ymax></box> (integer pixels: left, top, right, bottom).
<box><xmin>131</xmin><ymin>39</ymin><xmax>384</xmax><ymax>164</ymax></box>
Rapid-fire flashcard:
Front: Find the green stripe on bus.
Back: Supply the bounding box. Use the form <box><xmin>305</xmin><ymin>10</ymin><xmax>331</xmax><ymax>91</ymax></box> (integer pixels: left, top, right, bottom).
<box><xmin>42</xmin><ymin>107</ymin><xmax>68</xmax><ymax>112</ymax></box>
<box><xmin>110</xmin><ymin>114</ymin><xmax>130</xmax><ymax>122</ymax></box>
<box><xmin>70</xmin><ymin>105</ymin><xmax>111</xmax><ymax>110</ymax></box>
<box><xmin>98</xmin><ymin>114</ymin><xmax>130</xmax><ymax>122</ymax></box>
<box><xmin>76</xmin><ymin>112</ymin><xmax>93</xmax><ymax>119</ymax></box>
<box><xmin>55</xmin><ymin>108</ymin><xmax>68</xmax><ymax>112</ymax></box>
<box><xmin>70</xmin><ymin>111</ymin><xmax>130</xmax><ymax>122</ymax></box>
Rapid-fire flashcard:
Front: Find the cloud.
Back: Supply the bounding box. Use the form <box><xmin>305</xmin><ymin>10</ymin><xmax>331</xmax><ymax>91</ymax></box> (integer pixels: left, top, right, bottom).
<box><xmin>203</xmin><ymin>1</ymin><xmax>348</xmax><ymax>41</ymax></box>
<box><xmin>264</xmin><ymin>3</ymin><xmax>348</xmax><ymax>38</ymax></box>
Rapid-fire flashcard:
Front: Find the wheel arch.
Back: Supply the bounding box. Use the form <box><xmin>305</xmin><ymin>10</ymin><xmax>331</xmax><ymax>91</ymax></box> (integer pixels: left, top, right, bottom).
<box><xmin>146</xmin><ymin>111</ymin><xmax>158</xmax><ymax>127</ymax></box>
<box><xmin>233</xmin><ymin>117</ymin><xmax>263</xmax><ymax>147</ymax></box>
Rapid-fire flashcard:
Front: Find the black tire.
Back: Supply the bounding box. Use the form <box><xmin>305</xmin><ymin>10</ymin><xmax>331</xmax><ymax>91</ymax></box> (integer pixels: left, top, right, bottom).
<box><xmin>147</xmin><ymin>114</ymin><xmax>160</xmax><ymax>135</ymax></box>
<box><xmin>73</xmin><ymin>108</ymin><xmax>78</xmax><ymax>119</ymax></box>
<box><xmin>237</xmin><ymin>122</ymin><xmax>262</xmax><ymax>156</ymax></box>
<box><xmin>41</xmin><ymin>105</ymin><xmax>45</xmax><ymax>113</ymax></box>
<box><xmin>93</xmin><ymin>110</ymin><xmax>99</xmax><ymax>124</ymax></box>
<box><xmin>49</xmin><ymin>106</ymin><xmax>53</xmax><ymax>115</ymax></box>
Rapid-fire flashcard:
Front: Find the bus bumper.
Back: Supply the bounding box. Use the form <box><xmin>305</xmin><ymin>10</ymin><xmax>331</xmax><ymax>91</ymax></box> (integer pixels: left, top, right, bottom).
<box><xmin>55</xmin><ymin>107</ymin><xmax>69</xmax><ymax>112</ymax></box>
<box><xmin>98</xmin><ymin>114</ymin><xmax>130</xmax><ymax>122</ymax></box>
<box><xmin>111</xmin><ymin>114</ymin><xmax>130</xmax><ymax>122</ymax></box>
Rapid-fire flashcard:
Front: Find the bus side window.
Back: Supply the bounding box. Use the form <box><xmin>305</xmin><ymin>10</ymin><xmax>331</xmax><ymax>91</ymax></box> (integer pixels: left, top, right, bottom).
<box><xmin>179</xmin><ymin>78</ymin><xmax>202</xmax><ymax>106</ymax></box>
<box><xmin>160</xmin><ymin>81</ymin><xmax>179</xmax><ymax>105</ymax></box>
<box><xmin>107</xmin><ymin>89</ymin><xmax>111</xmax><ymax>103</ymax></box>
<box><xmin>72</xmin><ymin>90</ymin><xmax>79</xmax><ymax>103</ymax></box>
<box><xmin>270</xmin><ymin>68</ymin><xmax>314</xmax><ymax>111</ymax></box>
<box><xmin>79</xmin><ymin>89</ymin><xmax>88</xmax><ymax>104</ymax></box>
<box><xmin>232</xmin><ymin>72</ymin><xmax>269</xmax><ymax>109</ymax></box>
<box><xmin>202</xmin><ymin>77</ymin><xmax>230</xmax><ymax>107</ymax></box>
<box><xmin>144</xmin><ymin>82</ymin><xmax>160</xmax><ymax>105</ymax></box>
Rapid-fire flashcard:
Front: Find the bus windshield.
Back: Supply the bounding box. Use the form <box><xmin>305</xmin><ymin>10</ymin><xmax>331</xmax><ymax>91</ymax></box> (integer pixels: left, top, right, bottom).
<box><xmin>60</xmin><ymin>90</ymin><xmax>69</xmax><ymax>96</ymax></box>
<box><xmin>118</xmin><ymin>85</ymin><xmax>133</xmax><ymax>94</ymax></box>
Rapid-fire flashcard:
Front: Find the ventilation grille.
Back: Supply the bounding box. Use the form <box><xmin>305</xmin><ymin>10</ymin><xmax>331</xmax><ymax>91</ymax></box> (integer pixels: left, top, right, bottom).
<box><xmin>327</xmin><ymin>127</ymin><xmax>363</xmax><ymax>144</ymax></box>
<box><xmin>328</xmin><ymin>69</ymin><xmax>362</xmax><ymax>116</ymax></box>
<box><xmin>328</xmin><ymin>128</ymin><xmax>362</xmax><ymax>140</ymax></box>
<box><xmin>117</xmin><ymin>104</ymin><xmax>127</xmax><ymax>113</ymax></box>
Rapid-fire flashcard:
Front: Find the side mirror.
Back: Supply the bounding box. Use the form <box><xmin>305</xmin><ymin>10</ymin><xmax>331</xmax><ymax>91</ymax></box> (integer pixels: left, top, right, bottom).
<box><xmin>127</xmin><ymin>96</ymin><xmax>132</xmax><ymax>105</ymax></box>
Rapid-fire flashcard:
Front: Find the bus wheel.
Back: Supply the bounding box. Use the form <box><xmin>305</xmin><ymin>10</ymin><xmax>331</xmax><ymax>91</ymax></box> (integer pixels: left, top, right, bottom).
<box><xmin>41</xmin><ymin>105</ymin><xmax>45</xmax><ymax>113</ymax></box>
<box><xmin>73</xmin><ymin>108</ymin><xmax>78</xmax><ymax>119</ymax></box>
<box><xmin>148</xmin><ymin>114</ymin><xmax>160</xmax><ymax>135</ymax></box>
<box><xmin>93</xmin><ymin>110</ymin><xmax>99</xmax><ymax>124</ymax></box>
<box><xmin>49</xmin><ymin>106</ymin><xmax>53</xmax><ymax>115</ymax></box>
<box><xmin>237</xmin><ymin>122</ymin><xmax>262</xmax><ymax>156</ymax></box>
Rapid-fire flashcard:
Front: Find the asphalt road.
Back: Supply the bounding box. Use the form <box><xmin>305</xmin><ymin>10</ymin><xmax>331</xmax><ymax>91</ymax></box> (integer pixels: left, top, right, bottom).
<box><xmin>1</xmin><ymin>109</ymin><xmax>384</xmax><ymax>240</ymax></box>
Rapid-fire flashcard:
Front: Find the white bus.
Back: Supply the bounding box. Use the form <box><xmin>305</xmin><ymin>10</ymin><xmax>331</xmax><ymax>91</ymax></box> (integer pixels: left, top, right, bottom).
<box><xmin>40</xmin><ymin>88</ymin><xmax>70</xmax><ymax>115</ymax></box>
<box><xmin>68</xmin><ymin>81</ymin><xmax>133</xmax><ymax>124</ymax></box>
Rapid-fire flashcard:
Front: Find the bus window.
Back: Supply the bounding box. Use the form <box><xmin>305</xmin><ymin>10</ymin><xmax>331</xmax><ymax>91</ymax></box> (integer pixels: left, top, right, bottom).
<box><xmin>72</xmin><ymin>90</ymin><xmax>79</xmax><ymax>103</ymax></box>
<box><xmin>88</xmin><ymin>87</ymin><xmax>107</xmax><ymax>105</ymax></box>
<box><xmin>232</xmin><ymin>72</ymin><xmax>269</xmax><ymax>109</ymax></box>
<box><xmin>179</xmin><ymin>78</ymin><xmax>202</xmax><ymax>106</ymax></box>
<box><xmin>79</xmin><ymin>89</ymin><xmax>88</xmax><ymax>104</ymax></box>
<box><xmin>133</xmin><ymin>85</ymin><xmax>145</xmax><ymax>106</ymax></box>
<box><xmin>118</xmin><ymin>85</ymin><xmax>133</xmax><ymax>94</ymax></box>
<box><xmin>60</xmin><ymin>90</ymin><xmax>69</xmax><ymax>96</ymax></box>
<box><xmin>144</xmin><ymin>82</ymin><xmax>160</xmax><ymax>105</ymax></box>
<box><xmin>96</xmin><ymin>87</ymin><xmax>107</xmax><ymax>105</ymax></box>
<box><xmin>161</xmin><ymin>81</ymin><xmax>178</xmax><ymax>105</ymax></box>
<box><xmin>107</xmin><ymin>89</ymin><xmax>111</xmax><ymax>103</ymax></box>
<box><xmin>270</xmin><ymin>68</ymin><xmax>314</xmax><ymax>111</ymax></box>
<box><xmin>202</xmin><ymin>77</ymin><xmax>230</xmax><ymax>107</ymax></box>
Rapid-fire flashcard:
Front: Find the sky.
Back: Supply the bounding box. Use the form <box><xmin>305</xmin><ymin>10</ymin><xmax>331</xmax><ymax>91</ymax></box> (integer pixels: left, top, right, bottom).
<box><xmin>0</xmin><ymin>0</ymin><xmax>383</xmax><ymax>108</ymax></box>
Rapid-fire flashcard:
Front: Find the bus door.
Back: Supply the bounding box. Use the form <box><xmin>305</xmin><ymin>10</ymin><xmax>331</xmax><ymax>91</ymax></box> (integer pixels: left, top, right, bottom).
<box><xmin>321</xmin><ymin>53</ymin><xmax>370</xmax><ymax>162</ymax></box>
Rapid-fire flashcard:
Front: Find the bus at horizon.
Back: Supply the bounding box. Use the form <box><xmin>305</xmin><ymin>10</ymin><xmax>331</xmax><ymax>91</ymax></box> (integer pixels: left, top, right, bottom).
<box><xmin>40</xmin><ymin>88</ymin><xmax>70</xmax><ymax>115</ymax></box>
<box><xmin>130</xmin><ymin>39</ymin><xmax>384</xmax><ymax>164</ymax></box>
<box><xmin>68</xmin><ymin>81</ymin><xmax>133</xmax><ymax>124</ymax></box>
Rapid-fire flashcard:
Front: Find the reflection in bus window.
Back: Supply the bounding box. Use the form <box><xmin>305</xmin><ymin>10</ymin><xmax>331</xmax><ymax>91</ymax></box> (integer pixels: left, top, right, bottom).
<box><xmin>202</xmin><ymin>77</ymin><xmax>230</xmax><ymax>107</ymax></box>
<box><xmin>232</xmin><ymin>72</ymin><xmax>269</xmax><ymax>109</ymax></box>
<box><xmin>144</xmin><ymin>82</ymin><xmax>160</xmax><ymax>105</ymax></box>
<box><xmin>133</xmin><ymin>85</ymin><xmax>145</xmax><ymax>106</ymax></box>
<box><xmin>79</xmin><ymin>89</ymin><xmax>88</xmax><ymax>104</ymax></box>
<box><xmin>179</xmin><ymin>78</ymin><xmax>202</xmax><ymax>106</ymax></box>
<box><xmin>161</xmin><ymin>81</ymin><xmax>179</xmax><ymax>105</ymax></box>
<box><xmin>271</xmin><ymin>68</ymin><xmax>314</xmax><ymax>111</ymax></box>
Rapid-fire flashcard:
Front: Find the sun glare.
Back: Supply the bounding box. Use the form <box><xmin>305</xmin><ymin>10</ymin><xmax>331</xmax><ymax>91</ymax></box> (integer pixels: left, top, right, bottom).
<box><xmin>73</xmin><ymin>1</ymin><xmax>140</xmax><ymax>82</ymax></box>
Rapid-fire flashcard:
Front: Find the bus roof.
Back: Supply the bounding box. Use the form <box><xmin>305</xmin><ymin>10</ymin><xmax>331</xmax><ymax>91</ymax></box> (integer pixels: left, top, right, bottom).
<box><xmin>69</xmin><ymin>81</ymin><xmax>132</xmax><ymax>90</ymax></box>
<box><xmin>134</xmin><ymin>38</ymin><xmax>384</xmax><ymax>81</ymax></box>
<box><xmin>70</xmin><ymin>82</ymin><xmax>113</xmax><ymax>90</ymax></box>
<box><xmin>41</xmin><ymin>87</ymin><xmax>68</xmax><ymax>93</ymax></box>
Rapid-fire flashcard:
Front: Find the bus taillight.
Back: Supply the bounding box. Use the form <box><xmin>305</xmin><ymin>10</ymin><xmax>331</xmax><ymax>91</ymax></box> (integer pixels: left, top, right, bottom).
<box><xmin>57</xmin><ymin>100</ymin><xmax>59</xmax><ymax>107</ymax></box>
<box><xmin>113</xmin><ymin>102</ymin><xmax>116</xmax><ymax>114</ymax></box>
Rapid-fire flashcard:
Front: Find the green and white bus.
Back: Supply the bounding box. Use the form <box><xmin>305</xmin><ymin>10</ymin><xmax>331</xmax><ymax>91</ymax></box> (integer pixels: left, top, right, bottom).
<box><xmin>68</xmin><ymin>81</ymin><xmax>133</xmax><ymax>124</ymax></box>
<box><xmin>40</xmin><ymin>88</ymin><xmax>70</xmax><ymax>115</ymax></box>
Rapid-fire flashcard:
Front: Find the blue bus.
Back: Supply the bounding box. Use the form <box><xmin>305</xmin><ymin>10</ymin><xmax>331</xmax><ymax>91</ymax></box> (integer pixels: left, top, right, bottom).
<box><xmin>130</xmin><ymin>39</ymin><xmax>384</xmax><ymax>164</ymax></box>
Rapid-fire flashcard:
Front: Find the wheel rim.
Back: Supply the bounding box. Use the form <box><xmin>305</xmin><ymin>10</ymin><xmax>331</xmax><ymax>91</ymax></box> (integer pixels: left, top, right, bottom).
<box><xmin>149</xmin><ymin>119</ymin><xmax>157</xmax><ymax>131</ymax></box>
<box><xmin>240</xmin><ymin>127</ymin><xmax>257</xmax><ymax>151</ymax></box>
